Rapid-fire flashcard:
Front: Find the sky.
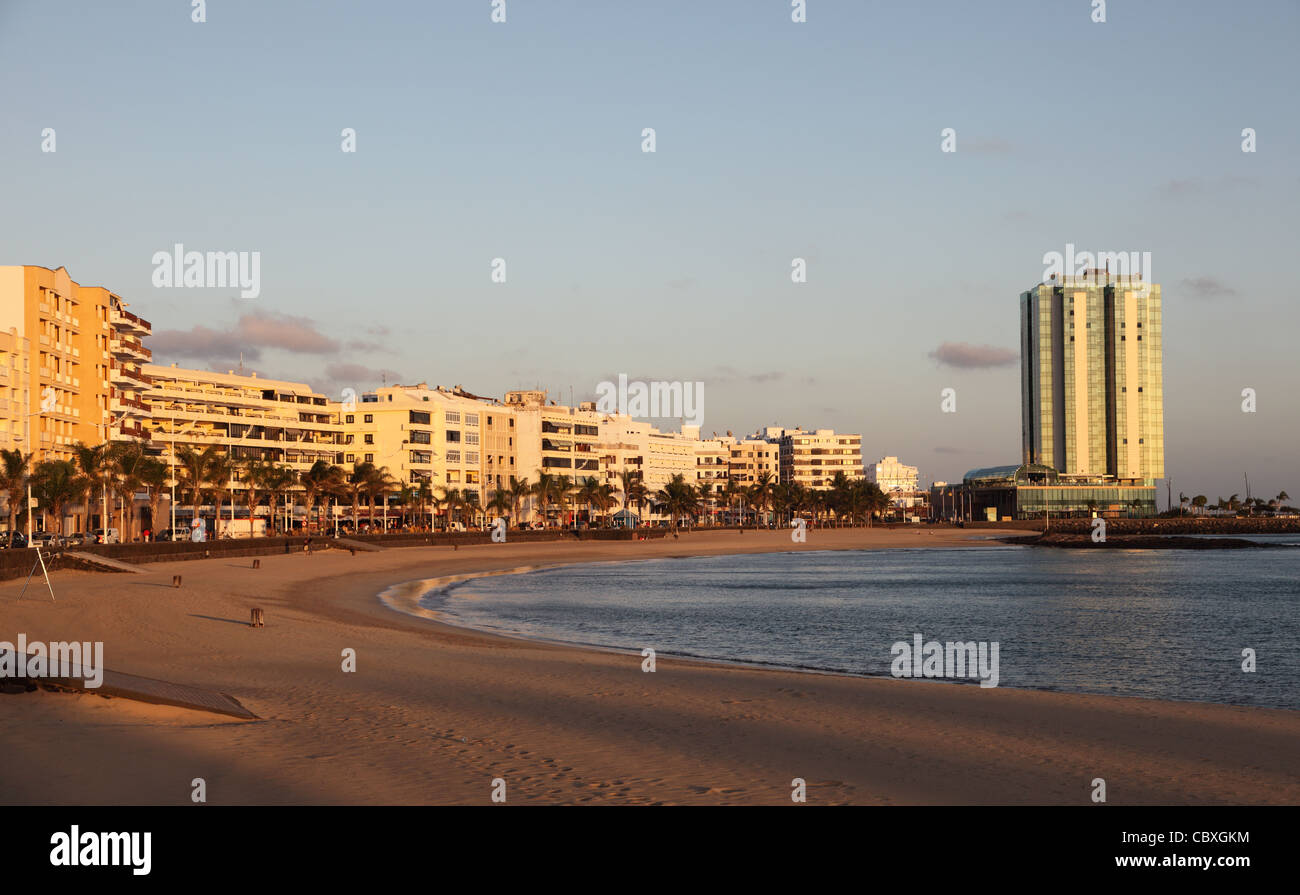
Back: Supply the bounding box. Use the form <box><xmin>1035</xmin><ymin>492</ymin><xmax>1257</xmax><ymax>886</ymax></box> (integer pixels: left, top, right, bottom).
<box><xmin>2</xmin><ymin>0</ymin><xmax>1296</xmax><ymax>503</ymax></box>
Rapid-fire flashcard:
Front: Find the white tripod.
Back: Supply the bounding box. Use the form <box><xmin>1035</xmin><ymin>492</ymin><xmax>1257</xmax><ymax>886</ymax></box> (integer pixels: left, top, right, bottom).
<box><xmin>18</xmin><ymin>544</ymin><xmax>55</xmax><ymax>602</ymax></box>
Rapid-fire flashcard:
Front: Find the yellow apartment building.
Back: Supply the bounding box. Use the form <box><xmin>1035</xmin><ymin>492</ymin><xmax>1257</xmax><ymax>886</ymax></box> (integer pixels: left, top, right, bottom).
<box><xmin>342</xmin><ymin>384</ymin><xmax>518</xmax><ymax>521</ymax></box>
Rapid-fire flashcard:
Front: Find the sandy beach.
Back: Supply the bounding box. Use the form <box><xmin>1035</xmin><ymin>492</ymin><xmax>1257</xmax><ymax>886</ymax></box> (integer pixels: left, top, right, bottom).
<box><xmin>2</xmin><ymin>527</ymin><xmax>1297</xmax><ymax>806</ymax></box>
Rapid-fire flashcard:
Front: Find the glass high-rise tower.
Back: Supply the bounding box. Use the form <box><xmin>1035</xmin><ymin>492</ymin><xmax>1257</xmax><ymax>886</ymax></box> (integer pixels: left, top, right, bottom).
<box><xmin>1020</xmin><ymin>271</ymin><xmax>1164</xmax><ymax>484</ymax></box>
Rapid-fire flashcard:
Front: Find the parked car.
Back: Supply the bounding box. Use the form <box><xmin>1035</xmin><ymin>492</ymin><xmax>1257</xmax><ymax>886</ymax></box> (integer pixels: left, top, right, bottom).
<box><xmin>92</xmin><ymin>528</ymin><xmax>121</xmax><ymax>545</ymax></box>
<box><xmin>64</xmin><ymin>532</ymin><xmax>94</xmax><ymax>547</ymax></box>
<box><xmin>155</xmin><ymin>528</ymin><xmax>191</xmax><ymax>542</ymax></box>
<box><xmin>30</xmin><ymin>531</ymin><xmax>65</xmax><ymax>549</ymax></box>
<box><xmin>2</xmin><ymin>531</ymin><xmax>28</xmax><ymax>549</ymax></box>
<box><xmin>447</xmin><ymin>521</ymin><xmax>467</xmax><ymax>533</ymax></box>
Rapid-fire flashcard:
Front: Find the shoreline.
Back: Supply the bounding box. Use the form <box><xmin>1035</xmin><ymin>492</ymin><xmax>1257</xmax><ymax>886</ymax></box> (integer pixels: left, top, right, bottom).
<box><xmin>376</xmin><ymin>552</ymin><xmax>1295</xmax><ymax>713</ymax></box>
<box><xmin>2</xmin><ymin>527</ymin><xmax>1297</xmax><ymax>805</ymax></box>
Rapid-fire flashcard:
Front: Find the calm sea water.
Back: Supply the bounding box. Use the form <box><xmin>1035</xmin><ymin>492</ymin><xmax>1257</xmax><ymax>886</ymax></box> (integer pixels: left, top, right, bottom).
<box><xmin>421</xmin><ymin>541</ymin><xmax>1300</xmax><ymax>709</ymax></box>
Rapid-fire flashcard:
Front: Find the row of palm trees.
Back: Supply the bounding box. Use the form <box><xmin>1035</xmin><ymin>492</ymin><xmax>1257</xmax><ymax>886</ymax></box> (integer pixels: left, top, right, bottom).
<box><xmin>0</xmin><ymin>442</ymin><xmax>172</xmax><ymax>540</ymax></box>
<box><xmin>1</xmin><ymin>440</ymin><xmax>902</xmax><ymax>540</ymax></box>
<box><xmin>1177</xmin><ymin>491</ymin><xmax>1292</xmax><ymax>515</ymax></box>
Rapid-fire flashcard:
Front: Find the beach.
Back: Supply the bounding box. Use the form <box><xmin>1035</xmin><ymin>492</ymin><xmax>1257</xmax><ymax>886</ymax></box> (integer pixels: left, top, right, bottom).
<box><xmin>2</xmin><ymin>527</ymin><xmax>1297</xmax><ymax>806</ymax></box>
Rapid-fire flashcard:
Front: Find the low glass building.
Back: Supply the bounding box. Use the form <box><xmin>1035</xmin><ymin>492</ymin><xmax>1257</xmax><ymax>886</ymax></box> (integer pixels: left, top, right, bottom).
<box><xmin>932</xmin><ymin>463</ymin><xmax>1156</xmax><ymax>521</ymax></box>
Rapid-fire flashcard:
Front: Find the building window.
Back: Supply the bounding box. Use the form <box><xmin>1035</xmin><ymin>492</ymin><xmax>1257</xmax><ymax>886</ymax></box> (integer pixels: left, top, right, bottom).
<box><xmin>345</xmin><ymin>414</ymin><xmax>354</xmax><ymax>424</ymax></box>
<box><xmin>409</xmin><ymin>410</ymin><xmax>430</xmax><ymax>425</ymax></box>
<box><xmin>446</xmin><ymin>430</ymin><xmax>461</xmax><ymax>443</ymax></box>
<box><xmin>365</xmin><ymin>453</ymin><xmax>374</xmax><ymax>462</ymax></box>
<box><xmin>363</xmin><ymin>414</ymin><xmax>373</xmax><ymax>423</ymax></box>
<box><xmin>364</xmin><ymin>434</ymin><xmax>374</xmax><ymax>444</ymax></box>
<box><xmin>445</xmin><ymin>412</ymin><xmax>460</xmax><ymax>423</ymax></box>
<box><xmin>410</xmin><ymin>430</ymin><xmax>431</xmax><ymax>444</ymax></box>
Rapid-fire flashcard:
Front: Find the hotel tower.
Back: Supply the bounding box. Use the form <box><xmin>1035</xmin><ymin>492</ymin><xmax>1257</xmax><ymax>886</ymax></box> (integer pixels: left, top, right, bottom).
<box><xmin>1020</xmin><ymin>269</ymin><xmax>1164</xmax><ymax>484</ymax></box>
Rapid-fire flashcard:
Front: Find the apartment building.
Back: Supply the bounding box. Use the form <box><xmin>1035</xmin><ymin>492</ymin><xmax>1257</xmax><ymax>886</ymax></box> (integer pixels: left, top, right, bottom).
<box><xmin>0</xmin><ymin>327</ymin><xmax>31</xmax><ymax>454</ymax></box>
<box><xmin>867</xmin><ymin>456</ymin><xmax>919</xmax><ymax>492</ymax></box>
<box><xmin>726</xmin><ymin>436</ymin><xmax>781</xmax><ymax>487</ymax></box>
<box><xmin>594</xmin><ymin>415</ymin><xmax>703</xmax><ymax>516</ymax></box>
<box><xmin>694</xmin><ymin>436</ymin><xmax>729</xmax><ymax>500</ymax></box>
<box><xmin>506</xmin><ymin>390</ymin><xmax>602</xmax><ymax>490</ymax></box>
<box><xmin>143</xmin><ymin>364</ymin><xmax>344</xmax><ymax>500</ymax></box>
<box><xmin>767</xmin><ymin>427</ymin><xmax>864</xmax><ymax>489</ymax></box>
<box><xmin>0</xmin><ymin>265</ymin><xmax>154</xmax><ymax>464</ymax></box>
<box><xmin>343</xmin><ymin>383</ymin><xmax>516</xmax><ymax>508</ymax></box>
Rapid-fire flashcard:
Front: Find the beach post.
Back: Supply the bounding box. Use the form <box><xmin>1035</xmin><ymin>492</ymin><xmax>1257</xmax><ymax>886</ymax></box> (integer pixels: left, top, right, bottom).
<box><xmin>253</xmin><ymin>559</ymin><xmax>261</xmax><ymax>569</ymax></box>
<box><xmin>172</xmin><ymin>574</ymin><xmax>182</xmax><ymax>587</ymax></box>
<box><xmin>250</xmin><ymin>608</ymin><xmax>264</xmax><ymax>627</ymax></box>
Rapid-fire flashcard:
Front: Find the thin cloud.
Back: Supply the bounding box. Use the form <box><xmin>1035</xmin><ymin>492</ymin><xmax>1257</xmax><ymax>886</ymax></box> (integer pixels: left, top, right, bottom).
<box><xmin>322</xmin><ymin>362</ymin><xmax>404</xmax><ymax>385</ymax></box>
<box><xmin>1180</xmin><ymin>276</ymin><xmax>1236</xmax><ymax>299</ymax></box>
<box><xmin>1156</xmin><ymin>175</ymin><xmax>1257</xmax><ymax>200</ymax></box>
<box><xmin>929</xmin><ymin>342</ymin><xmax>1018</xmax><ymax>369</ymax></box>
<box><xmin>150</xmin><ymin>311</ymin><xmax>340</xmax><ymax>362</ymax></box>
<box><xmin>963</xmin><ymin>137</ymin><xmax>1013</xmax><ymax>155</ymax></box>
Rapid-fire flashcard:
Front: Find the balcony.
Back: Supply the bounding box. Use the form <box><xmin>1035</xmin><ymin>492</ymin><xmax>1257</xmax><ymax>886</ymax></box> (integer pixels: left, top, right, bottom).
<box><xmin>110</xmin><ymin>336</ymin><xmax>151</xmax><ymax>361</ymax></box>
<box><xmin>110</xmin><ymin>308</ymin><xmax>152</xmax><ymax>336</ymax></box>
<box><xmin>110</xmin><ymin>364</ymin><xmax>152</xmax><ymax>386</ymax></box>
<box><xmin>111</xmin><ymin>395</ymin><xmax>150</xmax><ymax>416</ymax></box>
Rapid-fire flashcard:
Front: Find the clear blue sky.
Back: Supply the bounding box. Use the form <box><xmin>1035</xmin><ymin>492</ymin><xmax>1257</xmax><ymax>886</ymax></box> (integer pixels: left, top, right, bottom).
<box><xmin>2</xmin><ymin>0</ymin><xmax>1296</xmax><ymax>502</ymax></box>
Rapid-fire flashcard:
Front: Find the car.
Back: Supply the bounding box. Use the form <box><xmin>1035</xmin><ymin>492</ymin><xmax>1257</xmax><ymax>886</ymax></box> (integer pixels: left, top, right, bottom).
<box><xmin>64</xmin><ymin>532</ymin><xmax>94</xmax><ymax>546</ymax></box>
<box><xmin>30</xmin><ymin>531</ymin><xmax>65</xmax><ymax>549</ymax></box>
<box><xmin>92</xmin><ymin>528</ymin><xmax>121</xmax><ymax>545</ymax></box>
<box><xmin>2</xmin><ymin>531</ymin><xmax>28</xmax><ymax>549</ymax></box>
<box><xmin>156</xmin><ymin>527</ymin><xmax>192</xmax><ymax>542</ymax></box>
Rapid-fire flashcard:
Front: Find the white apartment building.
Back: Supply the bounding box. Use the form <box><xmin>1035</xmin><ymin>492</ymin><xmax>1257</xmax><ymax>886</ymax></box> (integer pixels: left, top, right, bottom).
<box><xmin>867</xmin><ymin>456</ymin><xmax>919</xmax><ymax>492</ymax></box>
<box><xmin>767</xmin><ymin>427</ymin><xmax>864</xmax><ymax>489</ymax></box>
<box><xmin>144</xmin><ymin>363</ymin><xmax>345</xmax><ymax>492</ymax></box>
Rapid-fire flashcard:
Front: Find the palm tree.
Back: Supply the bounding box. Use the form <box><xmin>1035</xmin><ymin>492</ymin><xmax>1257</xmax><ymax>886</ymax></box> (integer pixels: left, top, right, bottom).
<box><xmin>594</xmin><ymin>482</ymin><xmax>615</xmax><ymax>527</ymax></box>
<box><xmin>32</xmin><ymin>460</ymin><xmax>84</xmax><ymax>535</ymax></box>
<box><xmin>71</xmin><ymin>441</ymin><xmax>107</xmax><ymax>535</ymax></box>
<box><xmin>205</xmin><ymin>453</ymin><xmax>234</xmax><ymax>537</ymax></box>
<box><xmin>532</xmin><ymin>472</ymin><xmax>565</xmax><ymax>528</ymax></box>
<box><xmin>110</xmin><ymin>443</ymin><xmax>151</xmax><ymax>541</ymax></box>
<box><xmin>301</xmin><ymin>460</ymin><xmax>343</xmax><ymax>533</ymax></box>
<box><xmin>238</xmin><ymin>457</ymin><xmax>270</xmax><ymax>537</ymax></box>
<box><xmin>722</xmin><ymin>477</ymin><xmax>742</xmax><ymax>526</ymax></box>
<box><xmin>575</xmin><ymin>476</ymin><xmax>603</xmax><ymax>528</ymax></box>
<box><xmin>138</xmin><ymin>456</ymin><xmax>168</xmax><ymax>538</ymax></box>
<box><xmin>619</xmin><ymin>469</ymin><xmax>648</xmax><ymax>525</ymax></box>
<box><xmin>363</xmin><ymin>465</ymin><xmax>394</xmax><ymax>531</ymax></box>
<box><xmin>415</xmin><ymin>479</ymin><xmax>434</xmax><ymax>530</ymax></box>
<box><xmin>749</xmin><ymin>472</ymin><xmax>775</xmax><ymax>527</ymax></box>
<box><xmin>487</xmin><ymin>488</ymin><xmax>512</xmax><ymax>527</ymax></box>
<box><xmin>263</xmin><ymin>465</ymin><xmax>299</xmax><ymax>535</ymax></box>
<box><xmin>507</xmin><ymin>476</ymin><xmax>532</xmax><ymax>526</ymax></box>
<box><xmin>440</xmin><ymin>488</ymin><xmax>467</xmax><ymax>530</ymax></box>
<box><xmin>463</xmin><ymin>489</ymin><xmax>483</xmax><ymax>528</ymax></box>
<box><xmin>176</xmin><ymin>444</ymin><xmax>219</xmax><ymax>514</ymax></box>
<box><xmin>654</xmin><ymin>474</ymin><xmax>700</xmax><ymax>532</ymax></box>
<box><xmin>341</xmin><ymin>462</ymin><xmax>374</xmax><ymax>533</ymax></box>
<box><xmin>0</xmin><ymin>448</ymin><xmax>30</xmax><ymax>536</ymax></box>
